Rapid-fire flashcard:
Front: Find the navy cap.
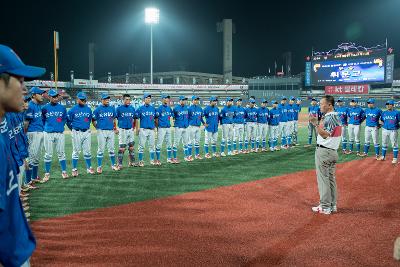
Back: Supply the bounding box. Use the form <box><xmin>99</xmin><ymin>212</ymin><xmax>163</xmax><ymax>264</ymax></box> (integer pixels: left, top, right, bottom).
<box><xmin>192</xmin><ymin>95</ymin><xmax>200</xmax><ymax>101</ymax></box>
<box><xmin>24</xmin><ymin>94</ymin><xmax>31</xmax><ymax>102</ymax></box>
<box><xmin>249</xmin><ymin>98</ymin><xmax>256</xmax><ymax>103</ymax></box>
<box><xmin>311</xmin><ymin>97</ymin><xmax>317</xmax><ymax>101</ymax></box>
<box><xmin>179</xmin><ymin>96</ymin><xmax>188</xmax><ymax>101</ymax></box>
<box><xmin>367</xmin><ymin>98</ymin><xmax>375</xmax><ymax>104</ymax></box>
<box><xmin>226</xmin><ymin>97</ymin><xmax>233</xmax><ymax>102</ymax></box>
<box><xmin>290</xmin><ymin>96</ymin><xmax>296</xmax><ymax>101</ymax></box>
<box><xmin>262</xmin><ymin>98</ymin><xmax>268</xmax><ymax>103</ymax></box>
<box><xmin>210</xmin><ymin>96</ymin><xmax>218</xmax><ymax>101</ymax></box>
<box><xmin>77</xmin><ymin>92</ymin><xmax>87</xmax><ymax>100</ymax></box>
<box><xmin>143</xmin><ymin>93</ymin><xmax>151</xmax><ymax>99</ymax></box>
<box><xmin>29</xmin><ymin>86</ymin><xmax>44</xmax><ymax>95</ymax></box>
<box><xmin>386</xmin><ymin>100</ymin><xmax>395</xmax><ymax>105</ymax></box>
<box><xmin>272</xmin><ymin>100</ymin><xmax>278</xmax><ymax>104</ymax></box>
<box><xmin>48</xmin><ymin>89</ymin><xmax>59</xmax><ymax>97</ymax></box>
<box><xmin>0</xmin><ymin>44</ymin><xmax>46</xmax><ymax>78</ymax></box>
<box><xmin>101</xmin><ymin>92</ymin><xmax>110</xmax><ymax>99</ymax></box>
<box><xmin>296</xmin><ymin>98</ymin><xmax>302</xmax><ymax>102</ymax></box>
<box><xmin>350</xmin><ymin>98</ymin><xmax>357</xmax><ymax>102</ymax></box>
<box><xmin>337</xmin><ymin>97</ymin><xmax>344</xmax><ymax>102</ymax></box>
<box><xmin>281</xmin><ymin>96</ymin><xmax>287</xmax><ymax>100</ymax></box>
<box><xmin>161</xmin><ymin>94</ymin><xmax>170</xmax><ymax>99</ymax></box>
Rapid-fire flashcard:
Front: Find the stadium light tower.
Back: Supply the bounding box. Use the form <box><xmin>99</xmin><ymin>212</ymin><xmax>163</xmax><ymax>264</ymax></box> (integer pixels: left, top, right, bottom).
<box><xmin>145</xmin><ymin>7</ymin><xmax>160</xmax><ymax>84</ymax></box>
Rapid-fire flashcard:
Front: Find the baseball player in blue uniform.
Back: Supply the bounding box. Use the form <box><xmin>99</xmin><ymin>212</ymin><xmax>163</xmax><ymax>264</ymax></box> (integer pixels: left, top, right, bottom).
<box><xmin>378</xmin><ymin>100</ymin><xmax>399</xmax><ymax>164</ymax></box>
<box><xmin>347</xmin><ymin>98</ymin><xmax>365</xmax><ymax>155</ymax></box>
<box><xmin>92</xmin><ymin>93</ymin><xmax>119</xmax><ymax>173</ymax></box>
<box><xmin>17</xmin><ymin>96</ymin><xmax>31</xmax><ymax>194</ymax></box>
<box><xmin>0</xmin><ymin>43</ymin><xmax>45</xmax><ymax>267</ymax></box>
<box><xmin>268</xmin><ymin>100</ymin><xmax>281</xmax><ymax>151</ymax></box>
<box><xmin>233</xmin><ymin>98</ymin><xmax>246</xmax><ymax>155</ymax></box>
<box><xmin>335</xmin><ymin>97</ymin><xmax>349</xmax><ymax>153</ymax></box>
<box><xmin>278</xmin><ymin>96</ymin><xmax>289</xmax><ymax>149</ymax></box>
<box><xmin>220</xmin><ymin>97</ymin><xmax>235</xmax><ymax>156</ymax></box>
<box><xmin>292</xmin><ymin>98</ymin><xmax>302</xmax><ymax>146</ymax></box>
<box><xmin>203</xmin><ymin>96</ymin><xmax>220</xmax><ymax>158</ymax></box>
<box><xmin>360</xmin><ymin>98</ymin><xmax>382</xmax><ymax>158</ymax></box>
<box><xmin>42</xmin><ymin>89</ymin><xmax>68</xmax><ymax>181</ymax></box>
<box><xmin>116</xmin><ymin>94</ymin><xmax>136</xmax><ymax>168</ymax></box>
<box><xmin>135</xmin><ymin>93</ymin><xmax>156</xmax><ymax>167</ymax></box>
<box><xmin>155</xmin><ymin>94</ymin><xmax>173</xmax><ymax>164</ymax></box>
<box><xmin>257</xmin><ymin>99</ymin><xmax>269</xmax><ymax>152</ymax></box>
<box><xmin>188</xmin><ymin>95</ymin><xmax>204</xmax><ymax>160</ymax></box>
<box><xmin>286</xmin><ymin>97</ymin><xmax>296</xmax><ymax>147</ymax></box>
<box><xmin>245</xmin><ymin>98</ymin><xmax>258</xmax><ymax>153</ymax></box>
<box><xmin>306</xmin><ymin>98</ymin><xmax>322</xmax><ymax>146</ymax></box>
<box><xmin>25</xmin><ymin>86</ymin><xmax>45</xmax><ymax>186</ymax></box>
<box><xmin>173</xmin><ymin>96</ymin><xmax>190</xmax><ymax>163</ymax></box>
<box><xmin>67</xmin><ymin>92</ymin><xmax>95</xmax><ymax>176</ymax></box>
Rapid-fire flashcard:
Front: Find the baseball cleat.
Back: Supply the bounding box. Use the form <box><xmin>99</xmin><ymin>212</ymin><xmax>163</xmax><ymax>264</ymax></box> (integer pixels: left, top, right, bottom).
<box><xmin>213</xmin><ymin>153</ymin><xmax>220</xmax><ymax>158</ymax></box>
<box><xmin>21</xmin><ymin>186</ymin><xmax>30</xmax><ymax>193</ymax></box>
<box><xmin>184</xmin><ymin>157</ymin><xmax>190</xmax><ymax>162</ymax></box>
<box><xmin>150</xmin><ymin>160</ymin><xmax>157</xmax><ymax>165</ymax></box>
<box><xmin>128</xmin><ymin>162</ymin><xmax>136</xmax><ymax>167</ymax></box>
<box><xmin>377</xmin><ymin>156</ymin><xmax>385</xmax><ymax>161</ymax></box>
<box><xmin>173</xmin><ymin>158</ymin><xmax>180</xmax><ymax>164</ymax></box>
<box><xmin>27</xmin><ymin>183</ymin><xmax>39</xmax><ymax>190</ymax></box>
<box><xmin>188</xmin><ymin>156</ymin><xmax>194</xmax><ymax>161</ymax></box>
<box><xmin>311</xmin><ymin>205</ymin><xmax>331</xmax><ymax>215</ymax></box>
<box><xmin>62</xmin><ymin>171</ymin><xmax>69</xmax><ymax>179</ymax></box>
<box><xmin>137</xmin><ymin>161</ymin><xmax>145</xmax><ymax>167</ymax></box>
<box><xmin>392</xmin><ymin>158</ymin><xmax>398</xmax><ymax>164</ymax></box>
<box><xmin>86</xmin><ymin>167</ymin><xmax>95</xmax><ymax>174</ymax></box>
<box><xmin>111</xmin><ymin>165</ymin><xmax>120</xmax><ymax>171</ymax></box>
<box><xmin>220</xmin><ymin>152</ymin><xmax>226</xmax><ymax>157</ymax></box>
<box><xmin>331</xmin><ymin>205</ymin><xmax>338</xmax><ymax>213</ymax></box>
<box><xmin>156</xmin><ymin>160</ymin><xmax>162</xmax><ymax>166</ymax></box>
<box><xmin>20</xmin><ymin>197</ymin><xmax>29</xmax><ymax>202</ymax></box>
<box><xmin>275</xmin><ymin>147</ymin><xmax>281</xmax><ymax>151</ymax></box>
<box><xmin>41</xmin><ymin>173</ymin><xmax>50</xmax><ymax>183</ymax></box>
<box><xmin>167</xmin><ymin>158</ymin><xmax>174</xmax><ymax>164</ymax></box>
<box><xmin>195</xmin><ymin>154</ymin><xmax>203</xmax><ymax>160</ymax></box>
<box><xmin>359</xmin><ymin>152</ymin><xmax>367</xmax><ymax>157</ymax></box>
<box><xmin>205</xmin><ymin>153</ymin><xmax>212</xmax><ymax>159</ymax></box>
<box><xmin>227</xmin><ymin>151</ymin><xmax>233</xmax><ymax>156</ymax></box>
<box><xmin>270</xmin><ymin>147</ymin><xmax>275</xmax><ymax>152</ymax></box>
<box><xmin>261</xmin><ymin>148</ymin><xmax>267</xmax><ymax>152</ymax></box>
<box><xmin>33</xmin><ymin>177</ymin><xmax>41</xmax><ymax>183</ymax></box>
<box><xmin>72</xmin><ymin>169</ymin><xmax>79</xmax><ymax>177</ymax></box>
<box><xmin>303</xmin><ymin>144</ymin><xmax>311</xmax><ymax>148</ymax></box>
<box><xmin>97</xmin><ymin>166</ymin><xmax>103</xmax><ymax>174</ymax></box>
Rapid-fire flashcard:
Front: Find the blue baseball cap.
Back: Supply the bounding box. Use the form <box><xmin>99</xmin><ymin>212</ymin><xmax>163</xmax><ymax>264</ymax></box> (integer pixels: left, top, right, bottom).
<box><xmin>24</xmin><ymin>94</ymin><xmax>31</xmax><ymax>101</ymax></box>
<box><xmin>29</xmin><ymin>86</ymin><xmax>44</xmax><ymax>95</ymax></box>
<box><xmin>281</xmin><ymin>96</ymin><xmax>287</xmax><ymax>100</ymax></box>
<box><xmin>179</xmin><ymin>96</ymin><xmax>188</xmax><ymax>101</ymax></box>
<box><xmin>161</xmin><ymin>94</ymin><xmax>170</xmax><ymax>99</ymax></box>
<box><xmin>210</xmin><ymin>96</ymin><xmax>218</xmax><ymax>101</ymax></box>
<box><xmin>0</xmin><ymin>44</ymin><xmax>46</xmax><ymax>79</ymax></box>
<box><xmin>262</xmin><ymin>98</ymin><xmax>268</xmax><ymax>103</ymax></box>
<box><xmin>143</xmin><ymin>93</ymin><xmax>151</xmax><ymax>99</ymax></box>
<box><xmin>192</xmin><ymin>95</ymin><xmax>200</xmax><ymax>100</ymax></box>
<box><xmin>101</xmin><ymin>92</ymin><xmax>110</xmax><ymax>99</ymax></box>
<box><xmin>337</xmin><ymin>97</ymin><xmax>344</xmax><ymax>102</ymax></box>
<box><xmin>249</xmin><ymin>99</ymin><xmax>256</xmax><ymax>103</ymax></box>
<box><xmin>48</xmin><ymin>89</ymin><xmax>59</xmax><ymax>97</ymax></box>
<box><xmin>235</xmin><ymin>97</ymin><xmax>242</xmax><ymax>102</ymax></box>
<box><xmin>386</xmin><ymin>100</ymin><xmax>395</xmax><ymax>105</ymax></box>
<box><xmin>296</xmin><ymin>98</ymin><xmax>302</xmax><ymax>102</ymax></box>
<box><xmin>290</xmin><ymin>96</ymin><xmax>296</xmax><ymax>101</ymax></box>
<box><xmin>350</xmin><ymin>98</ymin><xmax>357</xmax><ymax>102</ymax></box>
<box><xmin>226</xmin><ymin>97</ymin><xmax>233</xmax><ymax>102</ymax></box>
<box><xmin>311</xmin><ymin>97</ymin><xmax>317</xmax><ymax>101</ymax></box>
<box><xmin>367</xmin><ymin>98</ymin><xmax>375</xmax><ymax>104</ymax></box>
<box><xmin>77</xmin><ymin>92</ymin><xmax>87</xmax><ymax>100</ymax></box>
<box><xmin>272</xmin><ymin>100</ymin><xmax>278</xmax><ymax>104</ymax></box>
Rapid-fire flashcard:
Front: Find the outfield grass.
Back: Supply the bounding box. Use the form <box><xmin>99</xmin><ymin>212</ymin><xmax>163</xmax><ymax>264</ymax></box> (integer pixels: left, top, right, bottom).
<box><xmin>30</xmin><ymin>123</ymin><xmax>381</xmax><ymax>221</ymax></box>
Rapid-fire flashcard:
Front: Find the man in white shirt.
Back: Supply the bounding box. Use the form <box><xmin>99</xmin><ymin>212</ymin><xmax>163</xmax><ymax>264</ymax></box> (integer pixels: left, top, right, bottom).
<box><xmin>309</xmin><ymin>95</ymin><xmax>342</xmax><ymax>215</ymax></box>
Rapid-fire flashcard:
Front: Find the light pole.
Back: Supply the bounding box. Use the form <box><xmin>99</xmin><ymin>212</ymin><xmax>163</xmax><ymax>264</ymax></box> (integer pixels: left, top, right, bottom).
<box><xmin>145</xmin><ymin>7</ymin><xmax>160</xmax><ymax>84</ymax></box>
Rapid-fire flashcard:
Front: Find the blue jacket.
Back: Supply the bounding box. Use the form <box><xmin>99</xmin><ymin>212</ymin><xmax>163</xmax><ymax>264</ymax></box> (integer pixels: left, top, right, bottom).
<box><xmin>67</xmin><ymin>104</ymin><xmax>93</xmax><ymax>131</ymax></box>
<box><xmin>220</xmin><ymin>106</ymin><xmax>235</xmax><ymax>124</ymax></box>
<box><xmin>156</xmin><ymin>104</ymin><xmax>173</xmax><ymax>128</ymax></box>
<box><xmin>135</xmin><ymin>104</ymin><xmax>156</xmax><ymax>129</ymax></box>
<box><xmin>93</xmin><ymin>104</ymin><xmax>117</xmax><ymax>130</ymax></box>
<box><xmin>42</xmin><ymin>103</ymin><xmax>67</xmax><ymax>133</ymax></box>
<box><xmin>188</xmin><ymin>105</ymin><xmax>204</xmax><ymax>127</ymax></box>
<box><xmin>173</xmin><ymin>105</ymin><xmax>189</xmax><ymax>128</ymax></box>
<box><xmin>116</xmin><ymin>105</ymin><xmax>135</xmax><ymax>129</ymax></box>
<box><xmin>203</xmin><ymin>105</ymin><xmax>219</xmax><ymax>133</ymax></box>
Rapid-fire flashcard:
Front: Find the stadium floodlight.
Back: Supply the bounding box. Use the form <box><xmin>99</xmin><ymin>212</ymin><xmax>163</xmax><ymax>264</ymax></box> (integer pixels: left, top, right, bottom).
<box><xmin>145</xmin><ymin>8</ymin><xmax>159</xmax><ymax>84</ymax></box>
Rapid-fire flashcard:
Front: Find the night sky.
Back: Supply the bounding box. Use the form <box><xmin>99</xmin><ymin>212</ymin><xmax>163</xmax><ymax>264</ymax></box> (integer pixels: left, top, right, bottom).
<box><xmin>1</xmin><ymin>0</ymin><xmax>400</xmax><ymax>81</ymax></box>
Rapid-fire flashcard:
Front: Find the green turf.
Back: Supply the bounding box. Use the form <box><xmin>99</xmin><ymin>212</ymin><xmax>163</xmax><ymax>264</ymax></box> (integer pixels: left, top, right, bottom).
<box><xmin>30</xmin><ymin>124</ymin><xmax>374</xmax><ymax>221</ymax></box>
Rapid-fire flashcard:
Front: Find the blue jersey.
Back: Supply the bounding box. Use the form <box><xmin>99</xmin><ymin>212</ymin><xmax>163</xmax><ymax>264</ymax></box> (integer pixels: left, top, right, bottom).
<box><xmin>335</xmin><ymin>106</ymin><xmax>349</xmax><ymax>126</ymax></box>
<box><xmin>278</xmin><ymin>103</ymin><xmax>288</xmax><ymax>122</ymax></box>
<box><xmin>0</xmin><ymin>134</ymin><xmax>36</xmax><ymax>267</ymax></box>
<box><xmin>156</xmin><ymin>105</ymin><xmax>173</xmax><ymax>128</ymax></box>
<box><xmin>234</xmin><ymin>106</ymin><xmax>246</xmax><ymax>124</ymax></box>
<box><xmin>25</xmin><ymin>100</ymin><xmax>43</xmax><ymax>132</ymax></box>
<box><xmin>42</xmin><ymin>103</ymin><xmax>67</xmax><ymax>133</ymax></box>
<box><xmin>93</xmin><ymin>104</ymin><xmax>116</xmax><ymax>130</ymax></box>
<box><xmin>293</xmin><ymin>104</ymin><xmax>301</xmax><ymax>121</ymax></box>
<box><xmin>308</xmin><ymin>105</ymin><xmax>322</xmax><ymax>121</ymax></box>
<box><xmin>269</xmin><ymin>108</ymin><xmax>281</xmax><ymax>126</ymax></box>
<box><xmin>135</xmin><ymin>104</ymin><xmax>156</xmax><ymax>129</ymax></box>
<box><xmin>245</xmin><ymin>107</ymin><xmax>258</xmax><ymax>122</ymax></box>
<box><xmin>286</xmin><ymin>104</ymin><xmax>295</xmax><ymax>121</ymax></box>
<box><xmin>173</xmin><ymin>105</ymin><xmax>189</xmax><ymax>128</ymax></box>
<box><xmin>365</xmin><ymin>107</ymin><xmax>382</xmax><ymax>127</ymax></box>
<box><xmin>348</xmin><ymin>106</ymin><xmax>365</xmax><ymax>125</ymax></box>
<box><xmin>67</xmin><ymin>104</ymin><xmax>93</xmax><ymax>131</ymax></box>
<box><xmin>116</xmin><ymin>105</ymin><xmax>135</xmax><ymax>129</ymax></box>
<box><xmin>203</xmin><ymin>105</ymin><xmax>219</xmax><ymax>133</ymax></box>
<box><xmin>1</xmin><ymin>114</ymin><xmax>23</xmax><ymax>169</ymax></box>
<box><xmin>381</xmin><ymin>110</ymin><xmax>400</xmax><ymax>130</ymax></box>
<box><xmin>14</xmin><ymin>112</ymin><xmax>29</xmax><ymax>160</ymax></box>
<box><xmin>257</xmin><ymin>107</ymin><xmax>269</xmax><ymax>124</ymax></box>
<box><xmin>220</xmin><ymin>106</ymin><xmax>235</xmax><ymax>124</ymax></box>
<box><xmin>188</xmin><ymin>105</ymin><xmax>204</xmax><ymax>127</ymax></box>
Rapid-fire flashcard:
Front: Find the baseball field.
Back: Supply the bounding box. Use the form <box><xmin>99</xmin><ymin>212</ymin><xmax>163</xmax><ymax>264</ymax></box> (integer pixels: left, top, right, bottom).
<box><xmin>29</xmin><ymin>114</ymin><xmax>399</xmax><ymax>266</ymax></box>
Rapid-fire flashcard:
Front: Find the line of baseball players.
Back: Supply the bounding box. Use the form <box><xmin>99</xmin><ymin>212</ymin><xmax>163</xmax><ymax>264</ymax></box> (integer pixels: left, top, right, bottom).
<box><xmin>19</xmin><ymin>91</ymin><xmax>303</xmax><ymax>181</ymax></box>
<box><xmin>307</xmin><ymin>96</ymin><xmax>400</xmax><ymax>163</ymax></box>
